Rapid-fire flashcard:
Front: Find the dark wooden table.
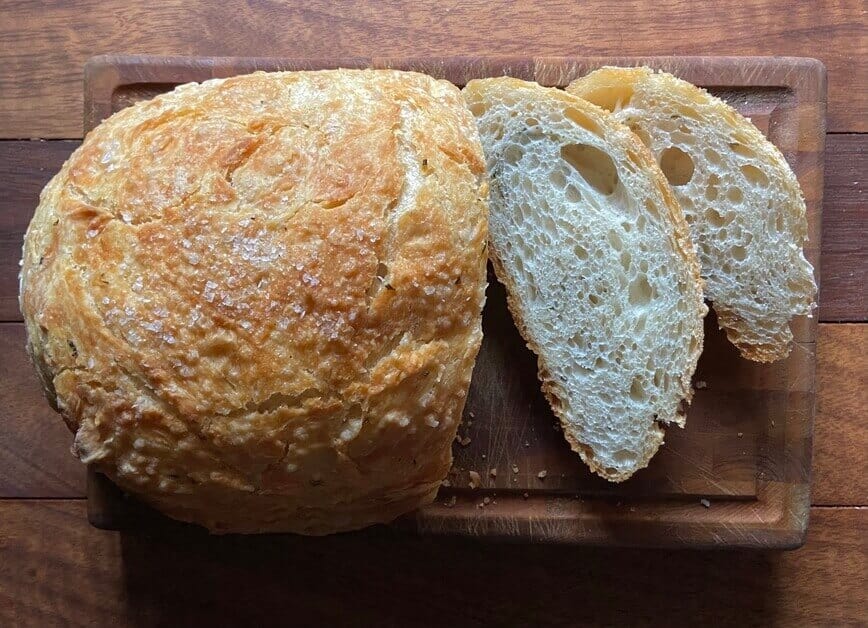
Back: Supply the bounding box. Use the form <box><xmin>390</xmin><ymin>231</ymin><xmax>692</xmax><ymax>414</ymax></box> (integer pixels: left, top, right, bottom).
<box><xmin>1</xmin><ymin>2</ymin><xmax>865</xmax><ymax>626</ymax></box>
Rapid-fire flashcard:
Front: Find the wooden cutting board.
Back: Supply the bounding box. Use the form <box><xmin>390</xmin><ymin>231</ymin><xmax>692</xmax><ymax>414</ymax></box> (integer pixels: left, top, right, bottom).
<box><xmin>83</xmin><ymin>55</ymin><xmax>825</xmax><ymax>548</ymax></box>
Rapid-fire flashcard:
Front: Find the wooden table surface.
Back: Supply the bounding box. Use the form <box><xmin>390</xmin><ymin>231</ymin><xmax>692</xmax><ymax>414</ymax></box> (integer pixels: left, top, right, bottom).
<box><xmin>0</xmin><ymin>2</ymin><xmax>865</xmax><ymax>626</ymax></box>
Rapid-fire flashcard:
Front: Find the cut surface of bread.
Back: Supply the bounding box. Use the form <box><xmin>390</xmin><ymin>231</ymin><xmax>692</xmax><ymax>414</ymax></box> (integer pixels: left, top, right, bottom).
<box><xmin>463</xmin><ymin>78</ymin><xmax>706</xmax><ymax>481</ymax></box>
<box><xmin>568</xmin><ymin>67</ymin><xmax>817</xmax><ymax>362</ymax></box>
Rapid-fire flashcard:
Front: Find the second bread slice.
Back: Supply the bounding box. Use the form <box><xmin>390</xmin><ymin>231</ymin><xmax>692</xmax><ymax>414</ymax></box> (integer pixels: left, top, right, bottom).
<box><xmin>568</xmin><ymin>67</ymin><xmax>816</xmax><ymax>362</ymax></box>
<box><xmin>463</xmin><ymin>78</ymin><xmax>706</xmax><ymax>481</ymax></box>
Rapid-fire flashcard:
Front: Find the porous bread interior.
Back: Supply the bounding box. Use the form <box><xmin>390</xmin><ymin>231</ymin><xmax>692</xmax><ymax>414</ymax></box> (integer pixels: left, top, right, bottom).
<box><xmin>463</xmin><ymin>78</ymin><xmax>705</xmax><ymax>481</ymax></box>
<box><xmin>20</xmin><ymin>69</ymin><xmax>489</xmax><ymax>534</ymax></box>
<box><xmin>568</xmin><ymin>67</ymin><xmax>816</xmax><ymax>362</ymax></box>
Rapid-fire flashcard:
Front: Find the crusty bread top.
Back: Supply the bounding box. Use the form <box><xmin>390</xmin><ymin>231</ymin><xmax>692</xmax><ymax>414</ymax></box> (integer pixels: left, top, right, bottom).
<box><xmin>20</xmin><ymin>69</ymin><xmax>489</xmax><ymax>534</ymax></box>
<box><xmin>464</xmin><ymin>78</ymin><xmax>706</xmax><ymax>481</ymax></box>
<box><xmin>568</xmin><ymin>67</ymin><xmax>817</xmax><ymax>362</ymax></box>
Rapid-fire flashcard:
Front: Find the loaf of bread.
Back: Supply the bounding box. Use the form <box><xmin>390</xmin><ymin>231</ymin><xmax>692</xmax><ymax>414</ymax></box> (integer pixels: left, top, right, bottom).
<box><xmin>568</xmin><ymin>67</ymin><xmax>817</xmax><ymax>362</ymax></box>
<box><xmin>20</xmin><ymin>70</ymin><xmax>489</xmax><ymax>534</ymax></box>
<box><xmin>463</xmin><ymin>78</ymin><xmax>706</xmax><ymax>481</ymax></box>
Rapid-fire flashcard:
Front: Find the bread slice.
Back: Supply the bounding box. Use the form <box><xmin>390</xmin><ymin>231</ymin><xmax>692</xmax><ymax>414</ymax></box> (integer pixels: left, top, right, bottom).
<box><xmin>567</xmin><ymin>67</ymin><xmax>817</xmax><ymax>362</ymax></box>
<box><xmin>463</xmin><ymin>78</ymin><xmax>706</xmax><ymax>481</ymax></box>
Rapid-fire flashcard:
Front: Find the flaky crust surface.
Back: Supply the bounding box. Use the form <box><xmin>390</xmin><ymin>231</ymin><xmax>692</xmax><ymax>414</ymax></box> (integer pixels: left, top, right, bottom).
<box><xmin>20</xmin><ymin>70</ymin><xmax>488</xmax><ymax>534</ymax></box>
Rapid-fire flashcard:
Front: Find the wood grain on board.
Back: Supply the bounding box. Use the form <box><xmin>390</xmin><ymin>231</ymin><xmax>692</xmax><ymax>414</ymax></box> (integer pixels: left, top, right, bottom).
<box><xmin>0</xmin><ymin>0</ymin><xmax>863</xmax><ymax>137</ymax></box>
<box><xmin>2</xmin><ymin>133</ymin><xmax>863</xmax><ymax>323</ymax></box>
<box><xmin>0</xmin><ymin>501</ymin><xmax>865</xmax><ymax>627</ymax></box>
<box><xmin>0</xmin><ymin>140</ymin><xmax>81</xmax><ymax>321</ymax></box>
<box><xmin>820</xmin><ymin>135</ymin><xmax>867</xmax><ymax>322</ymax></box>
<box><xmin>0</xmin><ymin>323</ymin><xmax>87</xmax><ymax>498</ymax></box>
<box><xmin>813</xmin><ymin>324</ymin><xmax>868</xmax><ymax>506</ymax></box>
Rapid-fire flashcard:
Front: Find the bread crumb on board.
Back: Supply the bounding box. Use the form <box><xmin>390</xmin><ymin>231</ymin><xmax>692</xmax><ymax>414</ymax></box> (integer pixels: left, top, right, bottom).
<box><xmin>444</xmin><ymin>495</ymin><xmax>457</xmax><ymax>508</ymax></box>
<box><xmin>512</xmin><ymin>464</ymin><xmax>519</xmax><ymax>474</ymax></box>
<box><xmin>537</xmin><ymin>470</ymin><xmax>547</xmax><ymax>480</ymax></box>
<box><xmin>695</xmin><ymin>380</ymin><xmax>707</xmax><ymax>389</ymax></box>
<box><xmin>468</xmin><ymin>470</ymin><xmax>481</xmax><ymax>489</ymax></box>
<box><xmin>700</xmin><ymin>498</ymin><xmax>711</xmax><ymax>508</ymax></box>
<box><xmin>489</xmin><ymin>468</ymin><xmax>497</xmax><ymax>478</ymax></box>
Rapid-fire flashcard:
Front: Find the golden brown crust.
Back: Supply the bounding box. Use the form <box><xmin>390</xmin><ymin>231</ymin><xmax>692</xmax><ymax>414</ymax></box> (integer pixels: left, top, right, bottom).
<box><xmin>464</xmin><ymin>78</ymin><xmax>705</xmax><ymax>482</ymax></box>
<box><xmin>20</xmin><ymin>70</ymin><xmax>488</xmax><ymax>534</ymax></box>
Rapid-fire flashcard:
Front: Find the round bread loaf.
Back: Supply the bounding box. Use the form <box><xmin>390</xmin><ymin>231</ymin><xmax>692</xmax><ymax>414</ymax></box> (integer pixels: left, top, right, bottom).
<box><xmin>20</xmin><ymin>70</ymin><xmax>489</xmax><ymax>534</ymax></box>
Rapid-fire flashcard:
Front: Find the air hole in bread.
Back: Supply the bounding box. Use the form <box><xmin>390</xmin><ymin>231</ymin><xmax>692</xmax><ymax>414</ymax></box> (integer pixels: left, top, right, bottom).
<box><xmin>787</xmin><ymin>277</ymin><xmax>809</xmax><ymax>292</ymax></box>
<box><xmin>528</xmin><ymin>283</ymin><xmax>540</xmax><ymax>302</ymax></box>
<box><xmin>731</xmin><ymin>245</ymin><xmax>747</xmax><ymax>261</ymax></box>
<box><xmin>505</xmin><ymin>145</ymin><xmax>524</xmax><ymax>164</ymax></box>
<box><xmin>583</xmin><ymin>86</ymin><xmax>634</xmax><ymax>113</ymax></box>
<box><xmin>607</xmin><ymin>230</ymin><xmax>624</xmax><ymax>251</ymax></box>
<box><xmin>740</xmin><ymin>164</ymin><xmax>768</xmax><ymax>188</ymax></box>
<box><xmin>549</xmin><ymin>170</ymin><xmax>567</xmax><ymax>188</ymax></box>
<box><xmin>629</xmin><ymin>377</ymin><xmax>645</xmax><ymax>402</ymax></box>
<box><xmin>659</xmin><ymin>146</ymin><xmax>695</xmax><ymax>186</ymax></box>
<box><xmin>612</xmin><ymin>446</ymin><xmax>637</xmax><ymax>465</ymax></box>
<box><xmin>628</xmin><ymin>274</ymin><xmax>653</xmax><ymax>306</ymax></box>
<box><xmin>469</xmin><ymin>102</ymin><xmax>487</xmax><ymax>117</ymax></box>
<box><xmin>705</xmin><ymin>174</ymin><xmax>721</xmax><ymax>201</ymax></box>
<box><xmin>729</xmin><ymin>142</ymin><xmax>757</xmax><ymax>159</ymax></box>
<box><xmin>588</xmin><ymin>293</ymin><xmax>601</xmax><ymax>306</ymax></box>
<box><xmin>726</xmin><ymin>187</ymin><xmax>744</xmax><ymax>203</ymax></box>
<box><xmin>705</xmin><ymin>207</ymin><xmax>726</xmax><ymax>227</ymax></box>
<box><xmin>573</xmin><ymin>244</ymin><xmax>589</xmax><ymax>260</ymax></box>
<box><xmin>564</xmin><ymin>107</ymin><xmax>603</xmax><ymax>137</ymax></box>
<box><xmin>620</xmin><ymin>251</ymin><xmax>632</xmax><ymax>272</ymax></box>
<box><xmin>676</xmin><ymin>106</ymin><xmax>703</xmax><ymax>122</ymax></box>
<box><xmin>560</xmin><ymin>144</ymin><xmax>619</xmax><ymax>195</ymax></box>
<box><xmin>628</xmin><ymin>125</ymin><xmax>652</xmax><ymax>149</ymax></box>
<box><xmin>704</xmin><ymin>148</ymin><xmax>723</xmax><ymax>166</ymax></box>
<box><xmin>565</xmin><ymin>184</ymin><xmax>582</xmax><ymax>203</ymax></box>
<box><xmin>526</xmin><ymin>117</ymin><xmax>539</xmax><ymax>127</ymax></box>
